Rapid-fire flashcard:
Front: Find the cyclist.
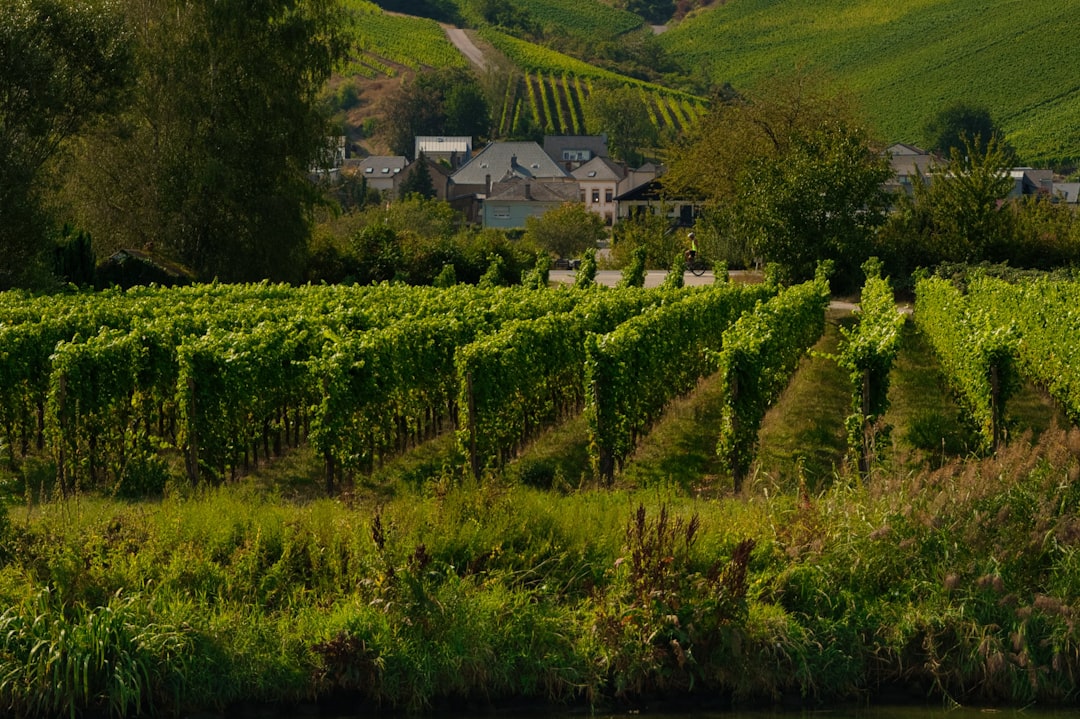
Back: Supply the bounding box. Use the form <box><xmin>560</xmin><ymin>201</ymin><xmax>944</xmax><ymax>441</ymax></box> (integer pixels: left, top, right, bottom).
<box><xmin>684</xmin><ymin>231</ymin><xmax>698</xmax><ymax>264</ymax></box>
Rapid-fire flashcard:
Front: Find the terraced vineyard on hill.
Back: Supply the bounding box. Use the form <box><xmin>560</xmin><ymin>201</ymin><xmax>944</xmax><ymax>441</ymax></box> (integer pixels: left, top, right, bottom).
<box><xmin>659</xmin><ymin>0</ymin><xmax>1080</xmax><ymax>167</ymax></box>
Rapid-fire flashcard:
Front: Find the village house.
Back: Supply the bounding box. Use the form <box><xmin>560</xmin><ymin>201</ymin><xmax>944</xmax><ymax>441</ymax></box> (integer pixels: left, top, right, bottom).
<box><xmin>482</xmin><ymin>176</ymin><xmax>580</xmax><ymax>229</ymax></box>
<box><xmin>543</xmin><ymin>135</ymin><xmax>609</xmax><ymax>172</ymax></box>
<box><xmin>448</xmin><ymin>141</ymin><xmax>571</xmax><ymax>224</ymax></box>
<box><xmin>345</xmin><ymin>155</ymin><xmax>407</xmax><ymax>193</ymax></box>
<box><xmin>571</xmin><ymin>156</ymin><xmax>626</xmax><ymax>225</ymax></box>
<box><xmin>613</xmin><ymin>163</ymin><xmax>699</xmax><ymax>226</ymax></box>
<box><xmin>414</xmin><ymin>136</ymin><xmax>472</xmax><ymax>169</ymax></box>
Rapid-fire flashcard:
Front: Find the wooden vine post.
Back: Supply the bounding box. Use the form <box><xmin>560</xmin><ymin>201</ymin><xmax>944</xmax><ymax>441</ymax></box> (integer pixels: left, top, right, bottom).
<box><xmin>466</xmin><ymin>372</ymin><xmax>479</xmax><ymax>479</ymax></box>
<box><xmin>186</xmin><ymin>375</ymin><xmax>199</xmax><ymax>486</ymax></box>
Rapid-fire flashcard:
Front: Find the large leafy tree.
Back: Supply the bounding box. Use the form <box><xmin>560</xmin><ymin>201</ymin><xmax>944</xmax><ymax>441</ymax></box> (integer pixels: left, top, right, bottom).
<box><xmin>525</xmin><ymin>203</ymin><xmax>606</xmax><ymax>259</ymax></box>
<box><xmin>665</xmin><ymin>72</ymin><xmax>852</xmax><ymax>207</ymax></box>
<box><xmin>0</xmin><ymin>0</ymin><xmax>133</xmax><ymax>288</ymax></box>
<box><xmin>66</xmin><ymin>0</ymin><xmax>348</xmax><ymax>282</ymax></box>
<box><xmin>737</xmin><ymin>121</ymin><xmax>892</xmax><ymax>285</ymax></box>
<box><xmin>381</xmin><ymin>68</ymin><xmax>490</xmax><ymax>159</ymax></box>
<box><xmin>585</xmin><ymin>84</ymin><xmax>657</xmax><ymax>166</ymax></box>
<box><xmin>877</xmin><ymin>135</ymin><xmax>1015</xmax><ymax>273</ymax></box>
<box><xmin>923</xmin><ymin>102</ymin><xmax>1013</xmax><ymax>161</ymax></box>
<box><xmin>665</xmin><ymin>72</ymin><xmax>890</xmax><ymax>285</ymax></box>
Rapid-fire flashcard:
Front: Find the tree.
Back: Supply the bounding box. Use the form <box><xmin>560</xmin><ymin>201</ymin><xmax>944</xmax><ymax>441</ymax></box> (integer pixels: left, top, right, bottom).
<box><xmin>735</xmin><ymin>120</ymin><xmax>892</xmax><ymax>286</ymax></box>
<box><xmin>623</xmin><ymin>0</ymin><xmax>674</xmax><ymax>24</ymax></box>
<box><xmin>877</xmin><ymin>134</ymin><xmax>1015</xmax><ymax>273</ymax></box>
<box><xmin>0</xmin><ymin>0</ymin><xmax>133</xmax><ymax>288</ymax></box>
<box><xmin>65</xmin><ymin>0</ymin><xmax>348</xmax><ymax>282</ymax></box>
<box><xmin>585</xmin><ymin>84</ymin><xmax>657</xmax><ymax>165</ymax></box>
<box><xmin>381</xmin><ymin>68</ymin><xmax>490</xmax><ymax>158</ymax></box>
<box><xmin>524</xmin><ymin>203</ymin><xmax>605</xmax><ymax>259</ymax></box>
<box><xmin>664</xmin><ymin>71</ymin><xmax>853</xmax><ymax>208</ymax></box>
<box><xmin>445</xmin><ymin>82</ymin><xmax>491</xmax><ymax>141</ymax></box>
<box><xmin>924</xmin><ymin>102</ymin><xmax>1013</xmax><ymax>161</ymax></box>
<box><xmin>398</xmin><ymin>154</ymin><xmax>437</xmax><ymax>200</ymax></box>
<box><xmin>665</xmin><ymin>72</ymin><xmax>889</xmax><ymax>286</ymax></box>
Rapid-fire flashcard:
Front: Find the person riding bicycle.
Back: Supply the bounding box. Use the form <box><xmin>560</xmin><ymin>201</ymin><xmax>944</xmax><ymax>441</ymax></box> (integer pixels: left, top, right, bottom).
<box><xmin>684</xmin><ymin>231</ymin><xmax>698</xmax><ymax>264</ymax></box>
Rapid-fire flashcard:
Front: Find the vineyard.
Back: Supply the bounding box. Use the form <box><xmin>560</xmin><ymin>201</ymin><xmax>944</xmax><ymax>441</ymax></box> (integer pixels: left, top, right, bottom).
<box><xmin>0</xmin><ymin>278</ymin><xmax>842</xmax><ymax>497</ymax></box>
<box><xmin>10</xmin><ymin>273</ymin><xmax>1080</xmax><ymax>717</ymax></box>
<box><xmin>335</xmin><ymin>1</ymin><xmax>708</xmax><ymax>140</ymax></box>
<box><xmin>345</xmin><ymin>0</ymin><xmax>468</xmax><ymax>76</ymax></box>
<box><xmin>5</xmin><ymin>269</ymin><xmax>1078</xmax><ymax>499</ymax></box>
<box><xmin>659</xmin><ymin>0</ymin><xmax>1080</xmax><ymax>167</ymax></box>
<box><xmin>482</xmin><ymin>29</ymin><xmax>706</xmax><ymax>137</ymax></box>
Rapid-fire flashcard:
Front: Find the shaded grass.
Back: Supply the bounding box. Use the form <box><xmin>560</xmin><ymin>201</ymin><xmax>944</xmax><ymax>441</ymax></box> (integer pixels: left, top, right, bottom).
<box><xmin>617</xmin><ymin>372</ymin><xmax>735</xmax><ymax>497</ymax></box>
<box><xmin>750</xmin><ymin>311</ymin><xmax>852</xmax><ymax>495</ymax></box>
<box><xmin>884</xmin><ymin>319</ymin><xmax>1067</xmax><ymax>470</ymax></box>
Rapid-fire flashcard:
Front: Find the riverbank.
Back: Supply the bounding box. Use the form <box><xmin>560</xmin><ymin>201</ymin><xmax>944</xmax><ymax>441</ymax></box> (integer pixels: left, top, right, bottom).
<box><xmin>2</xmin><ymin>420</ymin><xmax>1079</xmax><ymax>717</ymax></box>
<box><xmin>1</xmin><ymin>304</ymin><xmax>1077</xmax><ymax>718</ymax></box>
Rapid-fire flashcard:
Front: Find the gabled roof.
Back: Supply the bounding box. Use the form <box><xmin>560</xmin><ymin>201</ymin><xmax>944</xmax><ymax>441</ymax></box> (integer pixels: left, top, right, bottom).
<box><xmin>616</xmin><ymin>164</ymin><xmax>664</xmax><ymax>196</ymax></box>
<box><xmin>452</xmin><ymin>141</ymin><xmax>569</xmax><ymax>185</ymax></box>
<box><xmin>887</xmin><ymin>142</ymin><xmax>930</xmax><ymax>156</ymax></box>
<box><xmin>614</xmin><ymin>176</ymin><xmax>665</xmax><ymax>202</ymax></box>
<box><xmin>543</xmin><ymin>135</ymin><xmax>608</xmax><ymax>163</ymax></box>
<box><xmin>351</xmin><ymin>155</ymin><xmax>407</xmax><ymax>176</ymax></box>
<box><xmin>486</xmin><ymin>176</ymin><xmax>579</xmax><ymax>203</ymax></box>
<box><xmin>1056</xmin><ymin>182</ymin><xmax>1080</xmax><ymax>204</ymax></box>
<box><xmin>571</xmin><ymin>156</ymin><xmax>626</xmax><ymax>182</ymax></box>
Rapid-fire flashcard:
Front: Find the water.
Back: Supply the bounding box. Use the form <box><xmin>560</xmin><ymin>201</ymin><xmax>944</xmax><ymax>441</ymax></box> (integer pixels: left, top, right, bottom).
<box><xmin>295</xmin><ymin>706</ymin><xmax>1080</xmax><ymax>719</ymax></box>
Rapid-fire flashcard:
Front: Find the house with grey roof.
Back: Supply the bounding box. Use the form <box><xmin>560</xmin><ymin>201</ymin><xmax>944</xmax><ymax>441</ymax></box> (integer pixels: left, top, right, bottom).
<box><xmin>572</xmin><ymin>156</ymin><xmax>627</xmax><ymax>225</ymax></box>
<box><xmin>482</xmin><ymin>176</ymin><xmax>579</xmax><ymax>229</ymax></box>
<box><xmin>885</xmin><ymin>143</ymin><xmax>935</xmax><ymax>196</ymax></box>
<box><xmin>543</xmin><ymin>135</ymin><xmax>609</xmax><ymax>172</ymax></box>
<box><xmin>448</xmin><ymin>141</ymin><xmax>571</xmax><ymax>221</ymax></box>
<box><xmin>392</xmin><ymin>154</ymin><xmax>453</xmax><ymax>201</ymax></box>
<box><xmin>613</xmin><ymin>164</ymin><xmax>700</xmax><ymax>226</ymax></box>
<box><xmin>345</xmin><ymin>155</ymin><xmax>407</xmax><ymax>193</ymax></box>
<box><xmin>1055</xmin><ymin>183</ymin><xmax>1080</xmax><ymax>205</ymax></box>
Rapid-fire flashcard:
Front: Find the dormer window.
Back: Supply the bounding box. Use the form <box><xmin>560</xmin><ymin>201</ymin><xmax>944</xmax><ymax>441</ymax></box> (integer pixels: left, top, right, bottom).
<box><xmin>365</xmin><ymin>168</ymin><xmax>374</xmax><ymax>173</ymax></box>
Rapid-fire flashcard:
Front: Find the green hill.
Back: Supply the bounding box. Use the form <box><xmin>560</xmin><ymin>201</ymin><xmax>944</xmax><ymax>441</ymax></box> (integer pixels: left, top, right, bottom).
<box><xmin>659</xmin><ymin>0</ymin><xmax>1080</xmax><ymax>168</ymax></box>
<box><xmin>349</xmin><ymin>0</ymin><xmax>1078</xmax><ymax>168</ymax></box>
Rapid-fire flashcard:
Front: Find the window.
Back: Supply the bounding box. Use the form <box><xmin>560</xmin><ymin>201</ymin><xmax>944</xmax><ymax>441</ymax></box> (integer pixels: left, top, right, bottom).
<box><xmin>605</xmin><ymin>189</ymin><xmax>613</xmax><ymax>203</ymax></box>
<box><xmin>492</xmin><ymin>206</ymin><xmax>510</xmax><ymax>219</ymax></box>
<box><xmin>592</xmin><ymin>189</ymin><xmax>600</xmax><ymax>203</ymax></box>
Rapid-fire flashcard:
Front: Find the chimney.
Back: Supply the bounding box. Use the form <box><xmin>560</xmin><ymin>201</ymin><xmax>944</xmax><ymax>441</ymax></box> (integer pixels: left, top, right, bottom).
<box><xmin>485</xmin><ymin>174</ymin><xmax>491</xmax><ymax>193</ymax></box>
<box><xmin>525</xmin><ymin>183</ymin><xmax>531</xmax><ymax>200</ymax></box>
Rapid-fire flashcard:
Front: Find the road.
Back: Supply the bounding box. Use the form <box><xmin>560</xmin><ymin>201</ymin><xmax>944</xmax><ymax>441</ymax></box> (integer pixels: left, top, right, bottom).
<box><xmin>548</xmin><ymin>269</ymin><xmax>753</xmax><ymax>289</ymax></box>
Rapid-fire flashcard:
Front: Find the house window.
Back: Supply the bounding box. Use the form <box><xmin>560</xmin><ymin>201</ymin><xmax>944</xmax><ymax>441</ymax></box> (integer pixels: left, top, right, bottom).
<box><xmin>605</xmin><ymin>189</ymin><xmax>613</xmax><ymax>203</ymax></box>
<box><xmin>580</xmin><ymin>190</ymin><xmax>586</xmax><ymax>203</ymax></box>
<box><xmin>592</xmin><ymin>189</ymin><xmax>600</xmax><ymax>203</ymax></box>
<box><xmin>492</xmin><ymin>206</ymin><xmax>510</xmax><ymax>219</ymax></box>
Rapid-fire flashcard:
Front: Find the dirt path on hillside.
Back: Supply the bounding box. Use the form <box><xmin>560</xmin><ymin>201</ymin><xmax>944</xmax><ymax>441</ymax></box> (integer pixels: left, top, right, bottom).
<box><xmin>442</xmin><ymin>25</ymin><xmax>488</xmax><ymax>70</ymax></box>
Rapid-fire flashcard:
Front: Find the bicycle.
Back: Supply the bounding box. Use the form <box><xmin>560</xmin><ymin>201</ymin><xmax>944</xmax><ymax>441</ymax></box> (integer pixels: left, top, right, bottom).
<box><xmin>684</xmin><ymin>251</ymin><xmax>707</xmax><ymax>277</ymax></box>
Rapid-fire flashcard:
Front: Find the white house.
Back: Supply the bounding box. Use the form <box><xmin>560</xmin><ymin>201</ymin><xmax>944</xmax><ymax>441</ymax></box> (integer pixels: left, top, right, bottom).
<box><xmin>572</xmin><ymin>156</ymin><xmax>626</xmax><ymax>225</ymax></box>
<box><xmin>414</xmin><ymin>136</ymin><xmax>472</xmax><ymax>169</ymax></box>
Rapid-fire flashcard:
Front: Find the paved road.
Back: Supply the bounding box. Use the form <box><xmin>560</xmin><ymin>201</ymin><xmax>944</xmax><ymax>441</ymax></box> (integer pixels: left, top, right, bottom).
<box><xmin>549</xmin><ymin>269</ymin><xmax>746</xmax><ymax>288</ymax></box>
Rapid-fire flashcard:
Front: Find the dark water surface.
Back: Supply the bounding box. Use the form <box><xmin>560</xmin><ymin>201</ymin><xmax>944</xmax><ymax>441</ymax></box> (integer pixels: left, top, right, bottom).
<box><xmin>299</xmin><ymin>707</ymin><xmax>1080</xmax><ymax>719</ymax></box>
